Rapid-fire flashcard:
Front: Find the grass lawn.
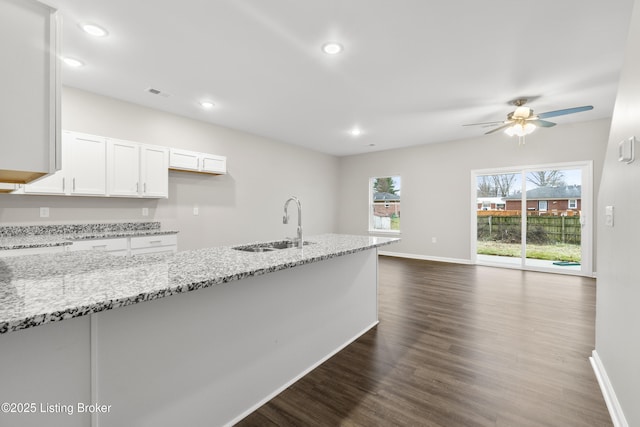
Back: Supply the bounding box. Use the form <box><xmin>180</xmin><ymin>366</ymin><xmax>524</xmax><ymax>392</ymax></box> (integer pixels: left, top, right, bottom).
<box><xmin>477</xmin><ymin>241</ymin><xmax>581</xmax><ymax>262</ymax></box>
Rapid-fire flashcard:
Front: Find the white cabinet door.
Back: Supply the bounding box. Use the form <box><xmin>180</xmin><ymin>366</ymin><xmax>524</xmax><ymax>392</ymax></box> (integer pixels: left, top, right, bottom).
<box><xmin>140</xmin><ymin>145</ymin><xmax>168</xmax><ymax>198</ymax></box>
<box><xmin>23</xmin><ymin>169</ymin><xmax>66</xmax><ymax>194</ymax></box>
<box><xmin>107</xmin><ymin>139</ymin><xmax>140</xmax><ymax>197</ymax></box>
<box><xmin>201</xmin><ymin>154</ymin><xmax>226</xmax><ymax>174</ymax></box>
<box><xmin>65</xmin><ymin>132</ymin><xmax>106</xmax><ymax>196</ymax></box>
<box><xmin>169</xmin><ymin>148</ymin><xmax>227</xmax><ymax>175</ymax></box>
<box><xmin>0</xmin><ymin>0</ymin><xmax>60</xmax><ymax>184</ymax></box>
<box><xmin>169</xmin><ymin>149</ymin><xmax>199</xmax><ymax>171</ymax></box>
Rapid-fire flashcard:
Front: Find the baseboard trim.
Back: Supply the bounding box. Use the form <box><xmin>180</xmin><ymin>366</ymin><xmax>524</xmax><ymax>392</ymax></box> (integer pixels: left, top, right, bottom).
<box><xmin>590</xmin><ymin>350</ymin><xmax>628</xmax><ymax>427</ymax></box>
<box><xmin>378</xmin><ymin>251</ymin><xmax>472</xmax><ymax>265</ymax></box>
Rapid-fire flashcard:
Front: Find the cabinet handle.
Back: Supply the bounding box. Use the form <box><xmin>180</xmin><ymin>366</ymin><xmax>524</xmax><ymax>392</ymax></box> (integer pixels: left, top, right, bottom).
<box><xmin>143</xmin><ymin>183</ymin><xmax>147</xmax><ymax>193</ymax></box>
<box><xmin>149</xmin><ymin>240</ymin><xmax>162</xmax><ymax>246</ymax></box>
<box><xmin>197</xmin><ymin>158</ymin><xmax>200</xmax><ymax>170</ymax></box>
<box><xmin>136</xmin><ymin>182</ymin><xmax>139</xmax><ymax>193</ymax></box>
<box><xmin>62</xmin><ymin>177</ymin><xmax>65</xmax><ymax>192</ymax></box>
<box><xmin>91</xmin><ymin>245</ymin><xmax>108</xmax><ymax>250</ymax></box>
<box><xmin>72</xmin><ymin>178</ymin><xmax>76</xmax><ymax>192</ymax></box>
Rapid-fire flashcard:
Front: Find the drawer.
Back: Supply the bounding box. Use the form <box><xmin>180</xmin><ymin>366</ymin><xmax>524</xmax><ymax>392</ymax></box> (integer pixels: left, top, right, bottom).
<box><xmin>130</xmin><ymin>234</ymin><xmax>177</xmax><ymax>249</ymax></box>
<box><xmin>130</xmin><ymin>246</ymin><xmax>177</xmax><ymax>256</ymax></box>
<box><xmin>0</xmin><ymin>246</ymin><xmax>66</xmax><ymax>258</ymax></box>
<box><xmin>69</xmin><ymin>238</ymin><xmax>128</xmax><ymax>252</ymax></box>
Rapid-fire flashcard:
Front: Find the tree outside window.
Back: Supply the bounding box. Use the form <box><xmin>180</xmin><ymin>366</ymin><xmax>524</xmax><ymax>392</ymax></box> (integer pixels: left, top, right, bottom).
<box><xmin>370</xmin><ymin>176</ymin><xmax>401</xmax><ymax>232</ymax></box>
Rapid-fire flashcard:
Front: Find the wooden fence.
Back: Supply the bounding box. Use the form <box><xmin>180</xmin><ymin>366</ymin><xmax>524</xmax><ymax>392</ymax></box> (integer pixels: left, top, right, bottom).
<box><xmin>477</xmin><ymin>215</ymin><xmax>581</xmax><ymax>244</ymax></box>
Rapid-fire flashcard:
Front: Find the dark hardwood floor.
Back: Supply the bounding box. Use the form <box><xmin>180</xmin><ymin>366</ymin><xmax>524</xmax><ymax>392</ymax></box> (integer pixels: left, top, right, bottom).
<box><xmin>236</xmin><ymin>256</ymin><xmax>611</xmax><ymax>427</ymax></box>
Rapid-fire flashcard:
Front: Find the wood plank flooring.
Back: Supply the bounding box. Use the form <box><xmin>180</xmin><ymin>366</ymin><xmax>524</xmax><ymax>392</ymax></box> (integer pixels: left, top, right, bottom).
<box><xmin>236</xmin><ymin>256</ymin><xmax>611</xmax><ymax>427</ymax></box>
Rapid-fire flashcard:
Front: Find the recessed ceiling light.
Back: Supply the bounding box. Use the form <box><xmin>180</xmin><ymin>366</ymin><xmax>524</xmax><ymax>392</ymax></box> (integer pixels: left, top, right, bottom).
<box><xmin>80</xmin><ymin>23</ymin><xmax>109</xmax><ymax>37</ymax></box>
<box><xmin>200</xmin><ymin>101</ymin><xmax>215</xmax><ymax>109</ymax></box>
<box><xmin>322</xmin><ymin>42</ymin><xmax>343</xmax><ymax>55</ymax></box>
<box><xmin>62</xmin><ymin>57</ymin><xmax>84</xmax><ymax>68</ymax></box>
<box><xmin>350</xmin><ymin>128</ymin><xmax>362</xmax><ymax>136</ymax></box>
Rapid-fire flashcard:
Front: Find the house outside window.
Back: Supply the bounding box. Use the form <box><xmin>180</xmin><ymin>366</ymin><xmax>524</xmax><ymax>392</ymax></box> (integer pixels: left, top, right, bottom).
<box><xmin>538</xmin><ymin>200</ymin><xmax>548</xmax><ymax>211</ymax></box>
<box><xmin>370</xmin><ymin>176</ymin><xmax>401</xmax><ymax>233</ymax></box>
<box><xmin>568</xmin><ymin>199</ymin><xmax>577</xmax><ymax>209</ymax></box>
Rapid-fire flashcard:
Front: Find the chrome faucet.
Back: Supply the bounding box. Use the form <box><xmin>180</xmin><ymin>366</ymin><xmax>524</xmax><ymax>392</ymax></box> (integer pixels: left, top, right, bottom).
<box><xmin>283</xmin><ymin>196</ymin><xmax>303</xmax><ymax>248</ymax></box>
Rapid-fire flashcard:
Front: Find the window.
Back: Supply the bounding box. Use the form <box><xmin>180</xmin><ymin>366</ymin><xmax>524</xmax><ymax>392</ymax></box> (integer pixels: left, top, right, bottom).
<box><xmin>370</xmin><ymin>176</ymin><xmax>401</xmax><ymax>232</ymax></box>
<box><xmin>538</xmin><ymin>200</ymin><xmax>548</xmax><ymax>211</ymax></box>
<box><xmin>568</xmin><ymin>199</ymin><xmax>577</xmax><ymax>209</ymax></box>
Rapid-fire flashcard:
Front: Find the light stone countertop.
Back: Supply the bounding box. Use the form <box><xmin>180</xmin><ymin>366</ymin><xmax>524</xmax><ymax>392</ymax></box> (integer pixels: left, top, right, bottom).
<box><xmin>0</xmin><ymin>222</ymin><xmax>178</xmax><ymax>250</ymax></box>
<box><xmin>0</xmin><ymin>234</ymin><xmax>399</xmax><ymax>334</ymax></box>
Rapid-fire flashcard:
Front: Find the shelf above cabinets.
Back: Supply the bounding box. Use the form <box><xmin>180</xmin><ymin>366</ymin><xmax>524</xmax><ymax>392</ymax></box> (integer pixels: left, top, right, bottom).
<box><xmin>169</xmin><ymin>148</ymin><xmax>226</xmax><ymax>175</ymax></box>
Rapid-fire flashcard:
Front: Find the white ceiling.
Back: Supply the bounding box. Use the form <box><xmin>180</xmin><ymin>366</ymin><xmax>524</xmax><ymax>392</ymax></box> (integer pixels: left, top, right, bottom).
<box><xmin>47</xmin><ymin>0</ymin><xmax>635</xmax><ymax>156</ymax></box>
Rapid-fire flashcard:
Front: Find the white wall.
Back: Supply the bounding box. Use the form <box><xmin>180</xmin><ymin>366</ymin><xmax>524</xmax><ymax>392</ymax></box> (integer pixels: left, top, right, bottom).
<box><xmin>595</xmin><ymin>0</ymin><xmax>640</xmax><ymax>424</ymax></box>
<box><xmin>338</xmin><ymin>118</ymin><xmax>610</xmax><ymax>264</ymax></box>
<box><xmin>0</xmin><ymin>87</ymin><xmax>340</xmax><ymax>250</ymax></box>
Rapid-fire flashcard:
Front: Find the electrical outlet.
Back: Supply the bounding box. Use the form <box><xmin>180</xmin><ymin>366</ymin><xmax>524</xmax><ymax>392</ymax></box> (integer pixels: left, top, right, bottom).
<box><xmin>432</xmin><ymin>237</ymin><xmax>437</xmax><ymax>243</ymax></box>
<box><xmin>193</xmin><ymin>205</ymin><xmax>199</xmax><ymax>216</ymax></box>
<box><xmin>40</xmin><ymin>207</ymin><xmax>50</xmax><ymax>218</ymax></box>
<box><xmin>142</xmin><ymin>207</ymin><xmax>149</xmax><ymax>217</ymax></box>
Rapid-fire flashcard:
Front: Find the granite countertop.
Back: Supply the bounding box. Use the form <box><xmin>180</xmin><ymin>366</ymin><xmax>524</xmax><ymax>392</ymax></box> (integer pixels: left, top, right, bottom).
<box><xmin>0</xmin><ymin>234</ymin><xmax>399</xmax><ymax>334</ymax></box>
<box><xmin>0</xmin><ymin>222</ymin><xmax>179</xmax><ymax>250</ymax></box>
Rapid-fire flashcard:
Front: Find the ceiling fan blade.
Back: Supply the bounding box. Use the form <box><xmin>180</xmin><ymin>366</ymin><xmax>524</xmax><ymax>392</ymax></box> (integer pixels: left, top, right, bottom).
<box><xmin>528</xmin><ymin>119</ymin><xmax>556</xmax><ymax>128</ymax></box>
<box><xmin>537</xmin><ymin>105</ymin><xmax>593</xmax><ymax>119</ymax></box>
<box><xmin>484</xmin><ymin>123</ymin><xmax>512</xmax><ymax>135</ymax></box>
<box><xmin>462</xmin><ymin>120</ymin><xmax>505</xmax><ymax>127</ymax></box>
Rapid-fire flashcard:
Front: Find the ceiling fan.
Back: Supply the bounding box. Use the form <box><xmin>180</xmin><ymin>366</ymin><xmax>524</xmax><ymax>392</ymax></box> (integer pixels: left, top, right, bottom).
<box><xmin>463</xmin><ymin>98</ymin><xmax>593</xmax><ymax>143</ymax></box>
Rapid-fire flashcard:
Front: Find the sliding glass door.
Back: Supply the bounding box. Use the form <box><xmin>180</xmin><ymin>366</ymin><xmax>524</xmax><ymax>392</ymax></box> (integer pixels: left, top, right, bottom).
<box><xmin>473</xmin><ymin>162</ymin><xmax>592</xmax><ymax>276</ymax></box>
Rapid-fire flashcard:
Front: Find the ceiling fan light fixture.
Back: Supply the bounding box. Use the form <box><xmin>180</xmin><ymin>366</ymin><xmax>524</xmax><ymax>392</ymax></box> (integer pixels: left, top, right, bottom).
<box><xmin>505</xmin><ymin>122</ymin><xmax>536</xmax><ymax>137</ymax></box>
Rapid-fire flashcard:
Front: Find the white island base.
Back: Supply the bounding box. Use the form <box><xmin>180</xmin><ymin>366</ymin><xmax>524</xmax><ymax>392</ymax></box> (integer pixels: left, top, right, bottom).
<box><xmin>0</xmin><ymin>248</ymin><xmax>378</xmax><ymax>427</ymax></box>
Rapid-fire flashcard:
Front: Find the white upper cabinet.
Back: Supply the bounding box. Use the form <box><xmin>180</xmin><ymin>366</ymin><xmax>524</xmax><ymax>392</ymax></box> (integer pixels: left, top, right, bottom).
<box><xmin>0</xmin><ymin>0</ymin><xmax>60</xmax><ymax>184</ymax></box>
<box><xmin>107</xmin><ymin>138</ymin><xmax>141</xmax><ymax>197</ymax></box>
<box><xmin>201</xmin><ymin>154</ymin><xmax>227</xmax><ymax>174</ymax></box>
<box><xmin>140</xmin><ymin>145</ymin><xmax>169</xmax><ymax>198</ymax></box>
<box><xmin>65</xmin><ymin>132</ymin><xmax>107</xmax><ymax>195</ymax></box>
<box><xmin>106</xmin><ymin>138</ymin><xmax>168</xmax><ymax>198</ymax></box>
<box><xmin>169</xmin><ymin>148</ymin><xmax>226</xmax><ymax>175</ymax></box>
<box><xmin>24</xmin><ymin>131</ymin><xmax>106</xmax><ymax>195</ymax></box>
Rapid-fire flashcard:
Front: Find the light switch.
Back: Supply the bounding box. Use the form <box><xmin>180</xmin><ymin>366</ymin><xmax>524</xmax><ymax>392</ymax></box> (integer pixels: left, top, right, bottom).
<box><xmin>193</xmin><ymin>205</ymin><xmax>199</xmax><ymax>216</ymax></box>
<box><xmin>605</xmin><ymin>206</ymin><xmax>614</xmax><ymax>227</ymax></box>
<box><xmin>39</xmin><ymin>207</ymin><xmax>49</xmax><ymax>218</ymax></box>
<box><xmin>142</xmin><ymin>208</ymin><xmax>149</xmax><ymax>217</ymax></box>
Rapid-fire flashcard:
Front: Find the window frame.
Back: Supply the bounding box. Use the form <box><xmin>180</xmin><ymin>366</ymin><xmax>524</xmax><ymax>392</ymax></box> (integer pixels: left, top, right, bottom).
<box><xmin>538</xmin><ymin>200</ymin><xmax>548</xmax><ymax>212</ymax></box>
<box><xmin>369</xmin><ymin>176</ymin><xmax>401</xmax><ymax>234</ymax></box>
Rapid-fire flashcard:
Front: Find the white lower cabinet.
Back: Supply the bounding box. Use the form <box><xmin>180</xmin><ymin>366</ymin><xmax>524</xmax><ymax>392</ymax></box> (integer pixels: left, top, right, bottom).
<box><xmin>130</xmin><ymin>235</ymin><xmax>178</xmax><ymax>256</ymax></box>
<box><xmin>67</xmin><ymin>237</ymin><xmax>129</xmax><ymax>256</ymax></box>
<box><xmin>0</xmin><ymin>245</ymin><xmax>66</xmax><ymax>258</ymax></box>
<box><xmin>69</xmin><ymin>235</ymin><xmax>177</xmax><ymax>256</ymax></box>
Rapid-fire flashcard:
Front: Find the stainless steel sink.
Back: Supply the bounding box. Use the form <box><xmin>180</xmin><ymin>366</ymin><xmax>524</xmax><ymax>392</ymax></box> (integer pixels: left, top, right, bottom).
<box><xmin>233</xmin><ymin>240</ymin><xmax>312</xmax><ymax>252</ymax></box>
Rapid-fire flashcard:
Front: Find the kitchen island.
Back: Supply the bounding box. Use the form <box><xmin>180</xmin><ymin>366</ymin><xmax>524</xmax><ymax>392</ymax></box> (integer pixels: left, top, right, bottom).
<box><xmin>0</xmin><ymin>234</ymin><xmax>398</xmax><ymax>427</ymax></box>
